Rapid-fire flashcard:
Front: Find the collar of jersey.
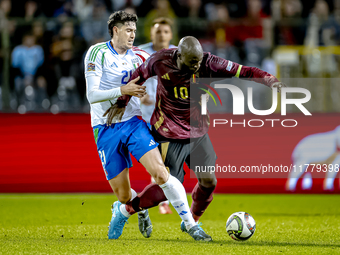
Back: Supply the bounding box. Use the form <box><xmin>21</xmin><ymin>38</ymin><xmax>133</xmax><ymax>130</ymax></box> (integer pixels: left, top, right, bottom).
<box><xmin>106</xmin><ymin>41</ymin><xmax>134</xmax><ymax>57</ymax></box>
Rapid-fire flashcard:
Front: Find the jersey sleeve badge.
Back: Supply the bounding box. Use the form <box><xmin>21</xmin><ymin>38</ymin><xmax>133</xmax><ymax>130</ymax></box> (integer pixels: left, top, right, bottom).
<box><xmin>87</xmin><ymin>63</ymin><xmax>95</xmax><ymax>72</ymax></box>
<box><xmin>226</xmin><ymin>61</ymin><xmax>233</xmax><ymax>71</ymax></box>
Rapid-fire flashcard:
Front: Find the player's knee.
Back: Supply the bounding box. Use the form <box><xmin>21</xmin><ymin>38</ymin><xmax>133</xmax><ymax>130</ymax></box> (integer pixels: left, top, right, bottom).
<box><xmin>113</xmin><ymin>189</ymin><xmax>131</xmax><ymax>204</ymax></box>
<box><xmin>199</xmin><ymin>176</ymin><xmax>217</xmax><ymax>188</ymax></box>
<box><xmin>118</xmin><ymin>193</ymin><xmax>131</xmax><ymax>204</ymax></box>
<box><xmin>151</xmin><ymin>167</ymin><xmax>169</xmax><ymax>185</ymax></box>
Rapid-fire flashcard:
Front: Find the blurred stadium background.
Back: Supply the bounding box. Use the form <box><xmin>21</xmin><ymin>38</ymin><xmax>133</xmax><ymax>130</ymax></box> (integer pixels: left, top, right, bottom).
<box><xmin>0</xmin><ymin>0</ymin><xmax>340</xmax><ymax>193</ymax></box>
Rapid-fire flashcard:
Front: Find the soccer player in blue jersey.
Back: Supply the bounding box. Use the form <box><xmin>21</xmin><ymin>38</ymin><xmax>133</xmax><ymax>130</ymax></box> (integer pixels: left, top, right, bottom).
<box><xmin>84</xmin><ymin>11</ymin><xmax>212</xmax><ymax>241</ymax></box>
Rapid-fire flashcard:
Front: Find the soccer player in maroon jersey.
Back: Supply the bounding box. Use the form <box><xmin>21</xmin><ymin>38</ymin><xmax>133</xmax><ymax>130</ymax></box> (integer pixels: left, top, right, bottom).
<box><xmin>104</xmin><ymin>36</ymin><xmax>285</xmax><ymax>236</ymax></box>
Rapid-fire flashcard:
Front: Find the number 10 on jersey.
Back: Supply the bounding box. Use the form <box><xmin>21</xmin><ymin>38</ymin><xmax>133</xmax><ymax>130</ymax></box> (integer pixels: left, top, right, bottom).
<box><xmin>174</xmin><ymin>86</ymin><xmax>188</xmax><ymax>99</ymax></box>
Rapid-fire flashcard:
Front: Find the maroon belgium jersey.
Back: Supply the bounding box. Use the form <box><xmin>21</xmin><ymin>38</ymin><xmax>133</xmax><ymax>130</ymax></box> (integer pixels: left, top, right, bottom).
<box><xmin>129</xmin><ymin>48</ymin><xmax>279</xmax><ymax>140</ymax></box>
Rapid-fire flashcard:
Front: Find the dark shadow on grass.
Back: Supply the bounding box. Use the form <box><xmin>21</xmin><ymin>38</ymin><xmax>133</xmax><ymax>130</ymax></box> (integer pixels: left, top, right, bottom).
<box><xmin>256</xmin><ymin>213</ymin><xmax>339</xmax><ymax>217</ymax></box>
<box><xmin>222</xmin><ymin>240</ymin><xmax>340</xmax><ymax>248</ymax></box>
<box><xmin>5</xmin><ymin>236</ymin><xmax>339</xmax><ymax>249</ymax></box>
<box><xmin>120</xmin><ymin>238</ymin><xmax>340</xmax><ymax>248</ymax></box>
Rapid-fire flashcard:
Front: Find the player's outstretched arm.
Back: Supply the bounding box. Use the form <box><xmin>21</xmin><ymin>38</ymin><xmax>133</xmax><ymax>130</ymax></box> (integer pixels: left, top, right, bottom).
<box><xmin>235</xmin><ymin>64</ymin><xmax>286</xmax><ymax>91</ymax></box>
<box><xmin>209</xmin><ymin>54</ymin><xmax>286</xmax><ymax>91</ymax></box>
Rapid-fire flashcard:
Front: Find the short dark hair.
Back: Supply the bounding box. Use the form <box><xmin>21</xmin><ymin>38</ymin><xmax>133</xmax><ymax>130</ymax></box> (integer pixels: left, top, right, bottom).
<box><xmin>152</xmin><ymin>17</ymin><xmax>173</xmax><ymax>28</ymax></box>
<box><xmin>107</xmin><ymin>11</ymin><xmax>138</xmax><ymax>38</ymax></box>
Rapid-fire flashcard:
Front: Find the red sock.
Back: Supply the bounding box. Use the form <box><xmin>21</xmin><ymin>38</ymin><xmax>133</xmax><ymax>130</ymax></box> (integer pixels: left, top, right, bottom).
<box><xmin>125</xmin><ymin>183</ymin><xmax>167</xmax><ymax>215</ymax></box>
<box><xmin>190</xmin><ymin>183</ymin><xmax>215</xmax><ymax>222</ymax></box>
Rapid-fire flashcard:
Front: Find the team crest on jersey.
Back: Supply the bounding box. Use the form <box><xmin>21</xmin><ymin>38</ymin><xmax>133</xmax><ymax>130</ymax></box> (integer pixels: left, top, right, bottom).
<box><xmin>122</xmin><ymin>62</ymin><xmax>127</xmax><ymax>65</ymax></box>
<box><xmin>133</xmin><ymin>63</ymin><xmax>140</xmax><ymax>69</ymax></box>
<box><xmin>131</xmin><ymin>58</ymin><xmax>139</xmax><ymax>64</ymax></box>
<box><xmin>87</xmin><ymin>63</ymin><xmax>95</xmax><ymax>71</ymax></box>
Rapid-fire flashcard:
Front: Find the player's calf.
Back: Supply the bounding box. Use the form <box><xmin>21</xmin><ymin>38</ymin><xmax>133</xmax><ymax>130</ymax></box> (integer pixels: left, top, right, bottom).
<box><xmin>140</xmin><ymin>149</ymin><xmax>198</xmax><ymax>232</ymax></box>
<box><xmin>191</xmin><ymin>182</ymin><xmax>215</xmax><ymax>222</ymax></box>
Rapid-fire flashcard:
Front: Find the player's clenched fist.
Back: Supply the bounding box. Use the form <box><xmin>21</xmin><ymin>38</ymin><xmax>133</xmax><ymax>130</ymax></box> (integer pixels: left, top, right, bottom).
<box><xmin>120</xmin><ymin>76</ymin><xmax>146</xmax><ymax>98</ymax></box>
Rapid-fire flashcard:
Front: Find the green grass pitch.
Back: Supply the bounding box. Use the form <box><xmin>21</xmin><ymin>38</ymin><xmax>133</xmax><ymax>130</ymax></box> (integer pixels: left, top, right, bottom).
<box><xmin>1</xmin><ymin>194</ymin><xmax>339</xmax><ymax>254</ymax></box>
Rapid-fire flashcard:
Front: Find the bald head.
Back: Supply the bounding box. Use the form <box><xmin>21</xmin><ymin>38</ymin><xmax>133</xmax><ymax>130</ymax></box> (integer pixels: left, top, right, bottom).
<box><xmin>178</xmin><ymin>36</ymin><xmax>203</xmax><ymax>56</ymax></box>
<box><xmin>177</xmin><ymin>36</ymin><xmax>203</xmax><ymax>74</ymax></box>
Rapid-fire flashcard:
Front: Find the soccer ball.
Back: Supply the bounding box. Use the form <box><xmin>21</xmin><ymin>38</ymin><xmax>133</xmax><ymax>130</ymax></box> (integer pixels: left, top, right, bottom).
<box><xmin>226</xmin><ymin>212</ymin><xmax>256</xmax><ymax>241</ymax></box>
